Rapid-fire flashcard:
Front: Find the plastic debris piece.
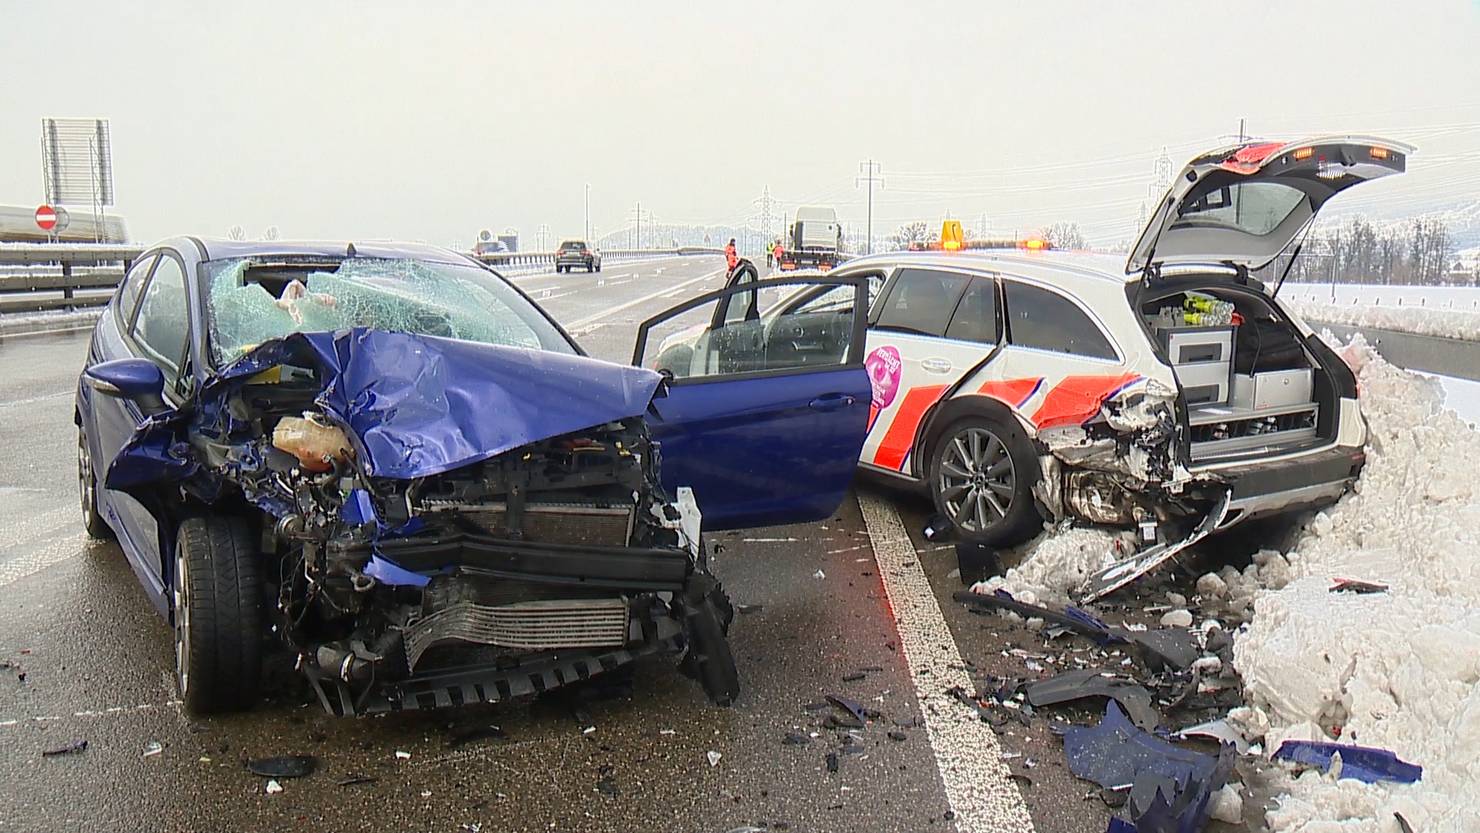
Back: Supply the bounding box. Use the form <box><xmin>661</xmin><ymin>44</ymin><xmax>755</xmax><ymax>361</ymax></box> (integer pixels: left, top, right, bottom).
<box><xmin>143</xmin><ymin>741</ymin><xmax>163</xmax><ymax>758</ymax></box>
<box><xmin>923</xmin><ymin>513</ymin><xmax>953</xmax><ymax>541</ymax></box>
<box><xmin>336</xmin><ymin>774</ymin><xmax>377</xmax><ymax>787</ymax></box>
<box><xmin>706</xmin><ymin>750</ymin><xmax>722</xmax><ymax>767</ymax></box>
<box><xmin>842</xmin><ymin>671</ymin><xmax>866</xmax><ymax>682</ymax></box>
<box><xmin>41</xmin><ymin>739</ymin><xmax>88</xmax><ymax>757</ymax></box>
<box><xmin>1330</xmin><ymin>577</ymin><xmax>1388</xmax><ymax>594</ymax></box>
<box><xmin>813</xmin><ymin>569</ymin><xmax>826</xmax><ymax>580</ymax></box>
<box><xmin>782</xmin><ymin>732</ymin><xmax>811</xmax><ymax>746</ymax></box>
<box><xmin>825</xmin><ymin>752</ymin><xmax>840</xmax><ymax>773</ymax></box>
<box><xmin>888</xmin><ymin>730</ymin><xmax>908</xmax><ymax>742</ymax></box>
<box><xmin>1026</xmin><ymin>669</ymin><xmax>1162</xmax><ymax>732</ymax></box>
<box><xmin>736</xmin><ymin>604</ymin><xmax>764</xmax><ymax>615</ymax></box>
<box><xmin>1121</xmin><ymin>628</ymin><xmax>1198</xmax><ymax>672</ymax></box>
<box><xmin>1272</xmin><ymin>740</ymin><xmax>1422</xmax><ymax>784</ymax></box>
<box><xmin>1063</xmin><ymin>703</ymin><xmax>1233</xmax><ymax>833</ymax></box>
<box><xmin>1173</xmin><ymin>718</ymin><xmax>1251</xmax><ymax>755</ymax></box>
<box><xmin>1394</xmin><ymin>812</ymin><xmax>1415</xmax><ymax>833</ymax></box>
<box><xmin>246</xmin><ymin>755</ymin><xmax>317</xmax><ymax>779</ymax></box>
<box><xmin>264</xmin><ymin>779</ymin><xmax>284</xmax><ymax>795</ymax></box>
<box><xmin>394</xmin><ymin>750</ymin><xmax>412</xmax><ymax>760</ymax></box>
<box><xmin>956</xmin><ymin>542</ymin><xmax>1002</xmax><ymax>581</ymax></box>
<box><xmin>446</xmin><ymin>723</ymin><xmax>507</xmax><ymax>749</ymax></box>
<box><xmin>826</xmin><ymin>694</ymin><xmax>871</xmax><ymax>727</ymax></box>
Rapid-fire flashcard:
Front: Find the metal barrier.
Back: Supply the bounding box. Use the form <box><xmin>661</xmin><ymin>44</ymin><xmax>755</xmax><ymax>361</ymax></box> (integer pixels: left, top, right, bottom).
<box><xmin>1309</xmin><ymin>321</ymin><xmax>1480</xmax><ymax>382</ymax></box>
<box><xmin>0</xmin><ymin>243</ymin><xmax>723</xmax><ymax>316</ymax></box>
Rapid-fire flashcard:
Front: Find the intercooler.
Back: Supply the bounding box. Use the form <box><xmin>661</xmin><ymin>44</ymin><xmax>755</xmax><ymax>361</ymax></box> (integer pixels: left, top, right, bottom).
<box><xmin>403</xmin><ymin>596</ymin><xmax>631</xmax><ymax>670</ymax></box>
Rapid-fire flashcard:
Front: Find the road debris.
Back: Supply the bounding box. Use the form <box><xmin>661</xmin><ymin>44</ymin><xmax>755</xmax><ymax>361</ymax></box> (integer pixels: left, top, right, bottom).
<box><xmin>1025</xmin><ymin>669</ymin><xmax>1161</xmax><ymax>732</ymax></box>
<box><xmin>706</xmin><ymin>750</ymin><xmax>722</xmax><ymax>767</ymax></box>
<box><xmin>142</xmin><ymin>741</ymin><xmax>163</xmax><ymax>758</ymax></box>
<box><xmin>264</xmin><ymin>779</ymin><xmax>284</xmax><ymax>795</ymax></box>
<box><xmin>445</xmin><ymin>723</ymin><xmax>507</xmax><ymax>749</ymax></box>
<box><xmin>1328</xmin><ymin>577</ymin><xmax>1388</xmax><ymax>594</ymax></box>
<box><xmin>41</xmin><ymin>739</ymin><xmax>88</xmax><ymax>757</ymax></box>
<box><xmin>335</xmin><ymin>774</ymin><xmax>377</xmax><ymax>787</ymax></box>
<box><xmin>1172</xmin><ymin>718</ymin><xmax>1251</xmax><ymax>755</ymax></box>
<box><xmin>246</xmin><ymin>755</ymin><xmax>317</xmax><ymax>779</ymax></box>
<box><xmin>394</xmin><ymin>750</ymin><xmax>411</xmax><ymax>761</ymax></box>
<box><xmin>1272</xmin><ymin>740</ymin><xmax>1422</xmax><ymax>784</ymax></box>
<box><xmin>1063</xmin><ymin>702</ymin><xmax>1233</xmax><ymax>833</ymax></box>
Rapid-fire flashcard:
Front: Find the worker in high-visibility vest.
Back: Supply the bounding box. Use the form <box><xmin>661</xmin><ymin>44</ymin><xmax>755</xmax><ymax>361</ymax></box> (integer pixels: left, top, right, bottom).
<box><xmin>771</xmin><ymin>240</ymin><xmax>785</xmax><ymax>273</ymax></box>
<box><xmin>724</xmin><ymin>238</ymin><xmax>738</xmax><ymax>272</ymax></box>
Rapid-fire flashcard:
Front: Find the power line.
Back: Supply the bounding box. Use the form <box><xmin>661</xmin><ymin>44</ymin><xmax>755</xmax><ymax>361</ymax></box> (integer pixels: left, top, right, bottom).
<box><xmin>855</xmin><ymin>160</ymin><xmax>883</xmax><ymax>254</ymax></box>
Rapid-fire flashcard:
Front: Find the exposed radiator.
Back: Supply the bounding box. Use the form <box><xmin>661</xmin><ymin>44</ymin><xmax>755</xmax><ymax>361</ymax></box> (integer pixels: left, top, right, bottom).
<box><xmin>403</xmin><ymin>597</ymin><xmax>630</xmax><ymax>669</ymax></box>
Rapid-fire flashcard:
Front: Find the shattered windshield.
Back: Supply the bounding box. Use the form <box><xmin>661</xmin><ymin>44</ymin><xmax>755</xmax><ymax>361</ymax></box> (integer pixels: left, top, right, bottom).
<box><xmin>204</xmin><ymin>257</ymin><xmax>576</xmax><ymax>364</ymax></box>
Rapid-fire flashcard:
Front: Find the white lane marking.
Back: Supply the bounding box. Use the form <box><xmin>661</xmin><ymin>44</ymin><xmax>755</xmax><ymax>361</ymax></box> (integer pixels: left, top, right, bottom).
<box><xmin>0</xmin><ymin>700</ymin><xmax>182</xmax><ymax>729</ymax></box>
<box><xmin>567</xmin><ymin>269</ymin><xmax>723</xmax><ymax>335</ymax></box>
<box><xmin>858</xmin><ymin>493</ymin><xmax>1034</xmax><ymax>833</ymax></box>
<box><xmin>0</xmin><ymin>532</ymin><xmax>88</xmax><ymax>588</ymax></box>
<box><xmin>0</xmin><ymin>390</ymin><xmax>72</xmax><ymax>408</ymax></box>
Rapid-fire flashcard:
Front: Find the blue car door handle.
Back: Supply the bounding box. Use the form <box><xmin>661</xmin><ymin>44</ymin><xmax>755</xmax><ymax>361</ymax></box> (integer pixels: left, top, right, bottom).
<box><xmin>808</xmin><ymin>393</ymin><xmax>856</xmax><ymax>412</ymax></box>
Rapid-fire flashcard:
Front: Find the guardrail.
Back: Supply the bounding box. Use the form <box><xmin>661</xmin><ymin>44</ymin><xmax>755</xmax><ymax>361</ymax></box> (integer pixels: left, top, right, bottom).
<box><xmin>1309</xmin><ymin>321</ymin><xmax>1480</xmax><ymax>382</ymax></box>
<box><xmin>0</xmin><ymin>243</ymin><xmax>723</xmax><ymax>316</ymax></box>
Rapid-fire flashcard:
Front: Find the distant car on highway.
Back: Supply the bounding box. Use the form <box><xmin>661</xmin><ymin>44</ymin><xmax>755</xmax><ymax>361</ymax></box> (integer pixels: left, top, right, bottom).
<box><xmin>555</xmin><ymin>239</ymin><xmax>601</xmax><ymax>273</ymax></box>
<box><xmin>661</xmin><ymin>136</ymin><xmax>1409</xmax><ymax>598</ymax></box>
<box><xmin>75</xmin><ymin>238</ymin><xmax>870</xmax><ymax>714</ymax></box>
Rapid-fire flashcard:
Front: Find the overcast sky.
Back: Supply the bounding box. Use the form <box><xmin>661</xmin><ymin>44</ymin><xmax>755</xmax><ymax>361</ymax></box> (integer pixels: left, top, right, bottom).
<box><xmin>3</xmin><ymin>0</ymin><xmax>1478</xmax><ymax>248</ymax></box>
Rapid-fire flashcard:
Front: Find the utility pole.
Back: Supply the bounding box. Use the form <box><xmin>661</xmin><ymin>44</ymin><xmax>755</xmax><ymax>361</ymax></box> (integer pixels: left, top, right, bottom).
<box><xmin>584</xmin><ymin>184</ymin><xmax>591</xmax><ymax>242</ymax></box>
<box><xmin>1237</xmin><ymin>117</ymin><xmax>1246</xmax><ymax>143</ymax></box>
<box><xmin>855</xmin><ymin>160</ymin><xmax>883</xmax><ymax>254</ymax></box>
<box><xmin>537</xmin><ymin>223</ymin><xmax>550</xmax><ymax>251</ymax></box>
<box><xmin>629</xmin><ymin>202</ymin><xmax>652</xmax><ymax>249</ymax></box>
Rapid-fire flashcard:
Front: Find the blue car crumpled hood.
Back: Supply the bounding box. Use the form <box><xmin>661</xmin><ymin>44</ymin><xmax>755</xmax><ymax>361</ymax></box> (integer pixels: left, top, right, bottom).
<box><xmin>106</xmin><ymin>328</ymin><xmax>664</xmax><ymax>492</ymax></box>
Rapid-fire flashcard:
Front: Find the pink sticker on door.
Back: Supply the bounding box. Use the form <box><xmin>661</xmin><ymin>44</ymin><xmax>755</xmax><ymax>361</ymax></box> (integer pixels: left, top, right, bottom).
<box><xmin>865</xmin><ymin>345</ymin><xmax>902</xmax><ymax>409</ymax></box>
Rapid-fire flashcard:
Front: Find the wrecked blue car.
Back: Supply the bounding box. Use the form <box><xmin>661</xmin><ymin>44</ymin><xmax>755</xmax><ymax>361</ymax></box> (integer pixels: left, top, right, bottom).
<box><xmin>76</xmin><ymin>238</ymin><xmax>870</xmax><ymax>715</ymax></box>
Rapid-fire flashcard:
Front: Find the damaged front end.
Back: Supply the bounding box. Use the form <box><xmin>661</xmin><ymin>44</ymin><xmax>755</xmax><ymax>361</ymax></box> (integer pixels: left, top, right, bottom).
<box><xmin>108</xmin><ymin>328</ymin><xmax>739</xmax><ymax>715</ymax></box>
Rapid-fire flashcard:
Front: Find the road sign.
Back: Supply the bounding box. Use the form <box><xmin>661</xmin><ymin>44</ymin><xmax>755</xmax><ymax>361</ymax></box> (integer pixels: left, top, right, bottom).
<box><xmin>35</xmin><ymin>205</ymin><xmax>58</xmax><ymax>231</ymax></box>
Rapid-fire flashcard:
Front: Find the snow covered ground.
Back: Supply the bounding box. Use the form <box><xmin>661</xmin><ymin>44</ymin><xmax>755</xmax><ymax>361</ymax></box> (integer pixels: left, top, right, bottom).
<box><xmin>1281</xmin><ymin>283</ymin><xmax>1480</xmax><ymax>313</ymax></box>
<box><xmin>975</xmin><ymin>336</ymin><xmax>1480</xmax><ymax>832</ymax></box>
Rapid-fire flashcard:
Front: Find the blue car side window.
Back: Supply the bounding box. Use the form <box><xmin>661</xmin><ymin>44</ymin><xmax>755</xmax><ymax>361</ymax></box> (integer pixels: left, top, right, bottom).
<box><xmin>115</xmin><ymin>253</ymin><xmax>158</xmax><ymax>329</ymax></box>
<box><xmin>132</xmin><ymin>255</ymin><xmax>191</xmax><ymax>387</ymax></box>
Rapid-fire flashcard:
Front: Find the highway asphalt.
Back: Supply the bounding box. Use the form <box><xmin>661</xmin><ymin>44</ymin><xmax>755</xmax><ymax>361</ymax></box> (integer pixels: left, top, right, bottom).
<box><xmin>0</xmin><ymin>254</ymin><xmax>1170</xmax><ymax>833</ymax></box>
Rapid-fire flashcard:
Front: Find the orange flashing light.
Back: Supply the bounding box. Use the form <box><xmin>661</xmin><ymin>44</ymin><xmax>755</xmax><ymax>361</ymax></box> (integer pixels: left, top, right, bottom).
<box><xmin>1022</xmin><ymin>238</ymin><xmax>1047</xmax><ymax>251</ymax></box>
<box><xmin>1369</xmin><ymin>146</ymin><xmax>1391</xmax><ymax>160</ymax></box>
<box><xmin>1292</xmin><ymin>147</ymin><xmax>1314</xmax><ymax>161</ymax></box>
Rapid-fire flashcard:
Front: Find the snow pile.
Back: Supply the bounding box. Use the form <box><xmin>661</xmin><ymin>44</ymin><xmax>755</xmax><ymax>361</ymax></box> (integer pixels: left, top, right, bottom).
<box><xmin>971</xmin><ymin>525</ymin><xmax>1122</xmax><ymax>605</ymax></box>
<box><xmin>1291</xmin><ymin>298</ymin><xmax>1480</xmax><ymax>342</ymax></box>
<box><xmin>1232</xmin><ymin>338</ymin><xmax>1480</xmax><ymax>832</ymax></box>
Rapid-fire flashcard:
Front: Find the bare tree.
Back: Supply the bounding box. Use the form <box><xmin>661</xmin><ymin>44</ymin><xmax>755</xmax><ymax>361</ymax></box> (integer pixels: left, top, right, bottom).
<box><xmin>1043</xmin><ymin>222</ymin><xmax>1086</xmax><ymax>250</ymax></box>
<box><xmin>892</xmin><ymin>221</ymin><xmax>932</xmax><ymax>249</ymax></box>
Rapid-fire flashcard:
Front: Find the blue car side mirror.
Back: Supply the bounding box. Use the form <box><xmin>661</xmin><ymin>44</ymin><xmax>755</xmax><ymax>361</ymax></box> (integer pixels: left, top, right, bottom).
<box><xmin>83</xmin><ymin>358</ymin><xmax>168</xmax><ymax>415</ymax></box>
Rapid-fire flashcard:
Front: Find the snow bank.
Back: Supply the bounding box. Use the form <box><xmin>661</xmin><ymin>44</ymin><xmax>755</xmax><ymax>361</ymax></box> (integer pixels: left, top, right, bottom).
<box><xmin>971</xmin><ymin>525</ymin><xmax>1122</xmax><ymax>605</ymax></box>
<box><xmin>1290</xmin><ymin>298</ymin><xmax>1480</xmax><ymax>342</ymax></box>
<box><xmin>1233</xmin><ymin>338</ymin><xmax>1480</xmax><ymax>833</ymax></box>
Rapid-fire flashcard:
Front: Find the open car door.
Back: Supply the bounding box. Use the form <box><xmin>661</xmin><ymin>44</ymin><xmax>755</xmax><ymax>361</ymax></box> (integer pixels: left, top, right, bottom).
<box><xmin>1128</xmin><ymin>135</ymin><xmax>1412</xmax><ymax>278</ymax></box>
<box><xmin>634</xmin><ymin>276</ymin><xmax>871</xmax><ymax>530</ymax></box>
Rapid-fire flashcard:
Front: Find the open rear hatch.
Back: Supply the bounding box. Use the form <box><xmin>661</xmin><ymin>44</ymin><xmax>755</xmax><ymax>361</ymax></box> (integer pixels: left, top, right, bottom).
<box><xmin>1126</xmin><ymin>136</ymin><xmax>1408</xmax><ymax>462</ymax></box>
<box><xmin>1127</xmin><ymin>135</ymin><xmax>1412</xmax><ymax>278</ymax></box>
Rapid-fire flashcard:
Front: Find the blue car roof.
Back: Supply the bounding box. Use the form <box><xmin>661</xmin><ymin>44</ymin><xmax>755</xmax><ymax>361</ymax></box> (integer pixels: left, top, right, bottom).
<box><xmin>188</xmin><ymin>237</ymin><xmax>472</xmax><ymax>265</ymax></box>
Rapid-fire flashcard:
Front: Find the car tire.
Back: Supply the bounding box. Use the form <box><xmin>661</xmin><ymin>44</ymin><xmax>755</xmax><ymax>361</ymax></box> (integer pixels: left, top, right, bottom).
<box><xmin>173</xmin><ymin>515</ymin><xmax>264</xmax><ymax>714</ymax></box>
<box><xmin>77</xmin><ymin>425</ymin><xmax>113</xmax><ymax>540</ymax></box>
<box><xmin>928</xmin><ymin>414</ymin><xmax>1041</xmax><ymax>547</ymax></box>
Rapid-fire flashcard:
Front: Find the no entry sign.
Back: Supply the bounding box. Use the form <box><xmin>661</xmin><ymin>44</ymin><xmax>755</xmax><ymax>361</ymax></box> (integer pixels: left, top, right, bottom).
<box><xmin>35</xmin><ymin>205</ymin><xmax>58</xmax><ymax>232</ymax></box>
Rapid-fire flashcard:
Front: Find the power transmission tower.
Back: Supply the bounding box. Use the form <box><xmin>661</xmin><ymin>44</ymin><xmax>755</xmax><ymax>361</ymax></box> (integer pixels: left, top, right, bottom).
<box><xmin>1137</xmin><ymin>147</ymin><xmax>1174</xmax><ymax>237</ymax></box>
<box><xmin>536</xmin><ymin>223</ymin><xmax>551</xmax><ymax>251</ymax></box>
<box><xmin>628</xmin><ymin>202</ymin><xmax>652</xmax><ymax>249</ymax></box>
<box><xmin>750</xmin><ymin>186</ymin><xmax>781</xmax><ymax>252</ymax></box>
<box><xmin>855</xmin><ymin>160</ymin><xmax>883</xmax><ymax>254</ymax></box>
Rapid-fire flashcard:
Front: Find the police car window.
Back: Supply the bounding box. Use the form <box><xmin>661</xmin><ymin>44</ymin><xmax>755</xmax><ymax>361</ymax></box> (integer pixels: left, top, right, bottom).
<box><xmin>943</xmin><ymin>277</ymin><xmax>998</xmax><ymax>345</ymax></box>
<box><xmin>875</xmin><ymin>269</ymin><xmax>969</xmax><ymax>338</ymax></box>
<box><xmin>115</xmin><ymin>253</ymin><xmax>158</xmax><ymax>328</ymax></box>
<box><xmin>786</xmin><ymin>274</ymin><xmax>882</xmax><ymax>316</ymax></box>
<box><xmin>133</xmin><ymin>255</ymin><xmax>191</xmax><ymax>377</ymax></box>
<box><xmin>1003</xmin><ymin>281</ymin><xmax>1116</xmax><ymax>360</ymax></box>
